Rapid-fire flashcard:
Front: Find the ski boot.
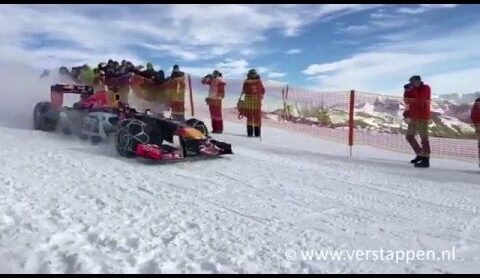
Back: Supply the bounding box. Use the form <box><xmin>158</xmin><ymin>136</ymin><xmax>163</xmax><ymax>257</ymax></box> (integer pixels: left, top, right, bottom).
<box><xmin>247</xmin><ymin>125</ymin><xmax>253</xmax><ymax>137</ymax></box>
<box><xmin>254</xmin><ymin>126</ymin><xmax>261</xmax><ymax>137</ymax></box>
<box><xmin>414</xmin><ymin>157</ymin><xmax>430</xmax><ymax>168</ymax></box>
<box><xmin>410</xmin><ymin>155</ymin><xmax>422</xmax><ymax>164</ymax></box>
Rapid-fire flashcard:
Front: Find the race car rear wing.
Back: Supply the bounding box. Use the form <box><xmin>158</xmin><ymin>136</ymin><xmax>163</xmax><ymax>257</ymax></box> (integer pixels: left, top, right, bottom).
<box><xmin>50</xmin><ymin>84</ymin><xmax>94</xmax><ymax>110</ymax></box>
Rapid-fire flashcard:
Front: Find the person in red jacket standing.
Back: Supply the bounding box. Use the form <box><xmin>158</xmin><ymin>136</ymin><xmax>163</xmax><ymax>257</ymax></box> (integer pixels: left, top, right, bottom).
<box><xmin>241</xmin><ymin>69</ymin><xmax>265</xmax><ymax>137</ymax></box>
<box><xmin>470</xmin><ymin>97</ymin><xmax>480</xmax><ymax>167</ymax></box>
<box><xmin>404</xmin><ymin>75</ymin><xmax>431</xmax><ymax>168</ymax></box>
<box><xmin>202</xmin><ymin>70</ymin><xmax>226</xmax><ymax>133</ymax></box>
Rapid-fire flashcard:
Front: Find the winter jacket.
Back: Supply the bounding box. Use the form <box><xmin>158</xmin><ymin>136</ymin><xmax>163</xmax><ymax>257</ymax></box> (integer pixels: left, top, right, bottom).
<box><xmin>471</xmin><ymin>98</ymin><xmax>480</xmax><ymax>124</ymax></box>
<box><xmin>404</xmin><ymin>83</ymin><xmax>431</xmax><ymax>120</ymax></box>
<box><xmin>202</xmin><ymin>76</ymin><xmax>226</xmax><ymax>99</ymax></box>
<box><xmin>242</xmin><ymin>77</ymin><xmax>265</xmax><ymax>111</ymax></box>
<box><xmin>242</xmin><ymin>77</ymin><xmax>265</xmax><ymax>98</ymax></box>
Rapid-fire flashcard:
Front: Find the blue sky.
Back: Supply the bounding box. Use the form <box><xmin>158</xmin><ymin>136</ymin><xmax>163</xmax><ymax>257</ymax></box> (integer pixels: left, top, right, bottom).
<box><xmin>1</xmin><ymin>4</ymin><xmax>479</xmax><ymax>95</ymax></box>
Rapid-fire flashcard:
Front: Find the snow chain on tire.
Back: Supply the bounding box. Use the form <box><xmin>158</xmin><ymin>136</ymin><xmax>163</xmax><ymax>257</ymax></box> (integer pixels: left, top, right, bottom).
<box><xmin>116</xmin><ymin>119</ymin><xmax>151</xmax><ymax>157</ymax></box>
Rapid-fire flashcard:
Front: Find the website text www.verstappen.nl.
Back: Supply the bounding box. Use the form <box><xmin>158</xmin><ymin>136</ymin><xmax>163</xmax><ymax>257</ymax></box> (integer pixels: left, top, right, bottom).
<box><xmin>284</xmin><ymin>247</ymin><xmax>456</xmax><ymax>264</ymax></box>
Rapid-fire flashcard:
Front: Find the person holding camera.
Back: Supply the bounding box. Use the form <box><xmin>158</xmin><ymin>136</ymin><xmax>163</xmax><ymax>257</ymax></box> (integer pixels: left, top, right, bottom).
<box><xmin>202</xmin><ymin>70</ymin><xmax>226</xmax><ymax>133</ymax></box>
<box><xmin>403</xmin><ymin>75</ymin><xmax>431</xmax><ymax>168</ymax></box>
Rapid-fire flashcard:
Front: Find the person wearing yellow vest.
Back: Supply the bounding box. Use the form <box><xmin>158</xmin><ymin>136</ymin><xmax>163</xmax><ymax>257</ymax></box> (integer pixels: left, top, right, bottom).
<box><xmin>168</xmin><ymin>65</ymin><xmax>186</xmax><ymax>121</ymax></box>
<box><xmin>241</xmin><ymin>69</ymin><xmax>265</xmax><ymax>137</ymax></box>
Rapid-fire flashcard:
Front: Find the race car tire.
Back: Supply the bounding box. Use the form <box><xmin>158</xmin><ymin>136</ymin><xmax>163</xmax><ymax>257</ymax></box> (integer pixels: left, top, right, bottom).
<box><xmin>58</xmin><ymin>110</ymin><xmax>73</xmax><ymax>135</ymax></box>
<box><xmin>33</xmin><ymin>102</ymin><xmax>57</xmax><ymax>131</ymax></box>
<box><xmin>116</xmin><ymin>118</ymin><xmax>151</xmax><ymax>158</ymax></box>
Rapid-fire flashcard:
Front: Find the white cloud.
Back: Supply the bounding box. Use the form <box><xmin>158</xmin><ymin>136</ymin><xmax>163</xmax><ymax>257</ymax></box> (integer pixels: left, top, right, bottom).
<box><xmin>427</xmin><ymin>67</ymin><xmax>480</xmax><ymax>95</ymax></box>
<box><xmin>370</xmin><ymin>19</ymin><xmax>408</xmax><ymax>29</ymax></box>
<box><xmin>216</xmin><ymin>59</ymin><xmax>252</xmax><ymax>77</ymax></box>
<box><xmin>240</xmin><ymin>49</ymin><xmax>256</xmax><ymax>57</ymax></box>
<box><xmin>397</xmin><ymin>7</ymin><xmax>427</xmax><ymax>14</ymax></box>
<box><xmin>339</xmin><ymin>15</ymin><xmax>410</xmax><ymax>35</ymax></box>
<box><xmin>256</xmin><ymin>67</ymin><xmax>269</xmax><ymax>75</ymax></box>
<box><xmin>267</xmin><ymin>72</ymin><xmax>287</xmax><ymax>78</ymax></box>
<box><xmin>302</xmin><ymin>22</ymin><xmax>480</xmax><ymax>94</ymax></box>
<box><xmin>369</xmin><ymin>9</ymin><xmax>389</xmax><ymax>19</ymax></box>
<box><xmin>420</xmin><ymin>4</ymin><xmax>458</xmax><ymax>8</ymax></box>
<box><xmin>397</xmin><ymin>4</ymin><xmax>458</xmax><ymax>15</ymax></box>
<box><xmin>273</xmin><ymin>4</ymin><xmax>381</xmax><ymax>37</ymax></box>
<box><xmin>181</xmin><ymin>66</ymin><xmax>215</xmax><ymax>78</ymax></box>
<box><xmin>183</xmin><ymin>59</ymin><xmax>281</xmax><ymax>80</ymax></box>
<box><xmin>338</xmin><ymin>24</ymin><xmax>370</xmax><ymax>33</ymax></box>
<box><xmin>304</xmin><ymin>52</ymin><xmax>443</xmax><ymax>92</ymax></box>
<box><xmin>140</xmin><ymin>43</ymin><xmax>200</xmax><ymax>62</ymax></box>
<box><xmin>265</xmin><ymin>79</ymin><xmax>287</xmax><ymax>86</ymax></box>
<box><xmin>0</xmin><ymin>4</ymin><xmax>381</xmax><ymax>69</ymax></box>
<box><xmin>352</xmin><ymin>5</ymin><xmax>458</xmax><ymax>36</ymax></box>
<box><xmin>303</xmin><ymin>58</ymin><xmax>355</xmax><ymax>75</ymax></box>
<box><xmin>285</xmin><ymin>49</ymin><xmax>302</xmax><ymax>55</ymax></box>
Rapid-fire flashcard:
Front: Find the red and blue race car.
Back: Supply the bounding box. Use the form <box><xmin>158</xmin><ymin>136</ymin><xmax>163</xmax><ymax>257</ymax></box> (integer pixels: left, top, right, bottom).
<box><xmin>33</xmin><ymin>83</ymin><xmax>233</xmax><ymax>162</ymax></box>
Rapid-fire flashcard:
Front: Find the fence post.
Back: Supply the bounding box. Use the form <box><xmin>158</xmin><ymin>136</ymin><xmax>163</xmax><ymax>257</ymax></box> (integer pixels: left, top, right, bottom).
<box><xmin>188</xmin><ymin>74</ymin><xmax>194</xmax><ymax>117</ymax></box>
<box><xmin>348</xmin><ymin>90</ymin><xmax>355</xmax><ymax>157</ymax></box>
<box><xmin>285</xmin><ymin>85</ymin><xmax>290</xmax><ymax>121</ymax></box>
<box><xmin>282</xmin><ymin>85</ymin><xmax>288</xmax><ymax>121</ymax></box>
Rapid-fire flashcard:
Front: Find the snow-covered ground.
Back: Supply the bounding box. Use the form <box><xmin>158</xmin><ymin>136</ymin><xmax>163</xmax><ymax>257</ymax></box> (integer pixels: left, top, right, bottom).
<box><xmin>1</xmin><ymin>118</ymin><xmax>480</xmax><ymax>273</ymax></box>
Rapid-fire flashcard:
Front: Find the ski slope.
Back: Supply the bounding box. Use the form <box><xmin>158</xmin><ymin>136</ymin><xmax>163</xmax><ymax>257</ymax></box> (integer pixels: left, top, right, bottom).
<box><xmin>0</xmin><ymin>120</ymin><xmax>480</xmax><ymax>274</ymax></box>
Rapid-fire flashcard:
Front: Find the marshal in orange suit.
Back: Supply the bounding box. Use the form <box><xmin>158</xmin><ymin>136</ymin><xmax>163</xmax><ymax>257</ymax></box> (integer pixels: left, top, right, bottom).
<box><xmin>202</xmin><ymin>70</ymin><xmax>226</xmax><ymax>133</ymax></box>
<box><xmin>241</xmin><ymin>69</ymin><xmax>265</xmax><ymax>137</ymax></box>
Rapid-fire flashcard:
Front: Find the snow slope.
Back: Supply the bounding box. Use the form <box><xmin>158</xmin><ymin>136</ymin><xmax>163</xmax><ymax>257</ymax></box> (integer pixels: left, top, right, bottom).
<box><xmin>1</xmin><ymin>119</ymin><xmax>480</xmax><ymax>274</ymax></box>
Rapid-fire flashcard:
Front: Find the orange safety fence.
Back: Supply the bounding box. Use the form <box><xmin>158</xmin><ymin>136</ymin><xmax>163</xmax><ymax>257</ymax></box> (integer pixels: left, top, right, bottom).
<box><xmin>188</xmin><ymin>75</ymin><xmax>479</xmax><ymax>162</ymax></box>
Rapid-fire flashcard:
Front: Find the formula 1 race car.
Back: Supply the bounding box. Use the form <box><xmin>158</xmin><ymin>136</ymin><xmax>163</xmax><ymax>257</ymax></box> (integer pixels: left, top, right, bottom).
<box><xmin>115</xmin><ymin>105</ymin><xmax>233</xmax><ymax>162</ymax></box>
<box><xmin>33</xmin><ymin>83</ymin><xmax>233</xmax><ymax>162</ymax></box>
<box><xmin>33</xmin><ymin>84</ymin><xmax>119</xmax><ymax>144</ymax></box>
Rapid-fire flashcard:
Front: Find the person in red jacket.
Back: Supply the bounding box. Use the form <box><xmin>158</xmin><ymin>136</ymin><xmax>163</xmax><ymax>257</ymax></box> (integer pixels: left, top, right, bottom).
<box><xmin>241</xmin><ymin>69</ymin><xmax>265</xmax><ymax>137</ymax></box>
<box><xmin>202</xmin><ymin>70</ymin><xmax>226</xmax><ymax>133</ymax></box>
<box><xmin>404</xmin><ymin>75</ymin><xmax>431</xmax><ymax>168</ymax></box>
<box><xmin>470</xmin><ymin>97</ymin><xmax>480</xmax><ymax>167</ymax></box>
